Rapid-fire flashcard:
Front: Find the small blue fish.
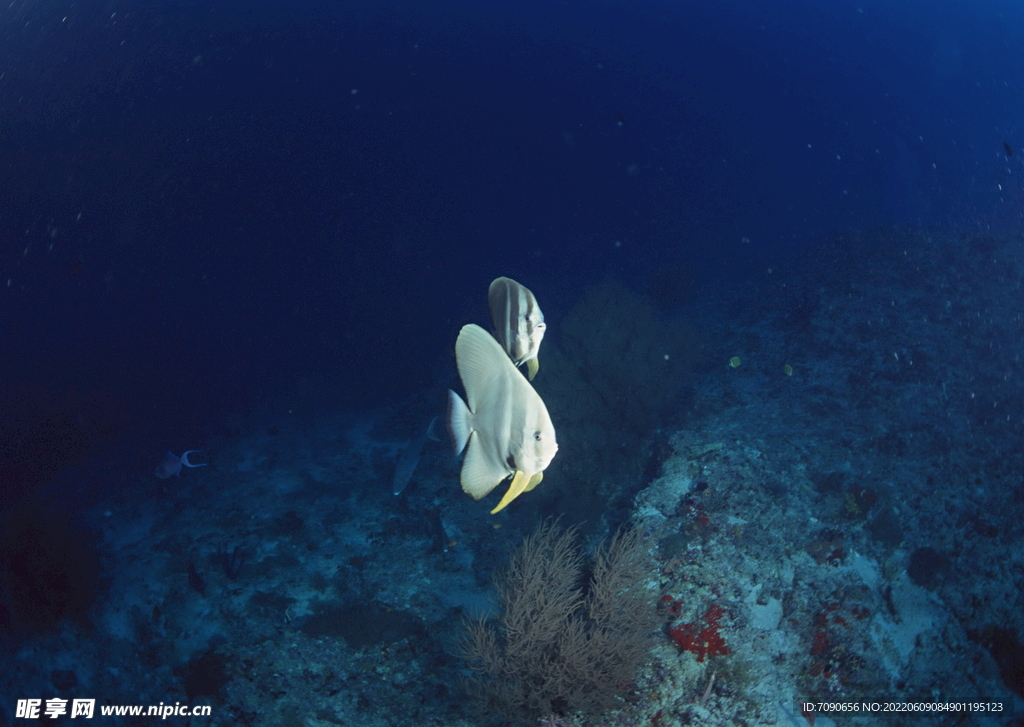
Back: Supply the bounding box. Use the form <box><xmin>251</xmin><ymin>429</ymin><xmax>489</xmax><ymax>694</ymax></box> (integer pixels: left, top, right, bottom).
<box><xmin>155</xmin><ymin>450</ymin><xmax>207</xmax><ymax>479</ymax></box>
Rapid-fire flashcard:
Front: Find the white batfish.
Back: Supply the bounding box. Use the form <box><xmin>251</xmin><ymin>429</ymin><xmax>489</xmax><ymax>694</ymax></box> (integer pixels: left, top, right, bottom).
<box><xmin>488</xmin><ymin>276</ymin><xmax>546</xmax><ymax>381</ymax></box>
<box><xmin>447</xmin><ymin>323</ymin><xmax>558</xmax><ymax>514</ymax></box>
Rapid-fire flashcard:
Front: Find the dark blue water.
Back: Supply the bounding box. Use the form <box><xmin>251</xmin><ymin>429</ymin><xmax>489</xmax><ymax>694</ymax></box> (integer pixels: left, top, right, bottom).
<box><xmin>2</xmin><ymin>0</ymin><xmax>1023</xmax><ymax>724</ymax></box>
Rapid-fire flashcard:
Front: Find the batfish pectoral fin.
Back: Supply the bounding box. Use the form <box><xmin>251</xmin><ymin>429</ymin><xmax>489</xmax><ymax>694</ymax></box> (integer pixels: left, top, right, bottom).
<box><xmin>526</xmin><ymin>358</ymin><xmax>539</xmax><ymax>381</ymax></box>
<box><xmin>490</xmin><ymin>470</ymin><xmax>533</xmax><ymax>514</ymax></box>
<box><xmin>525</xmin><ymin>471</ymin><xmax>543</xmax><ymax>491</ymax></box>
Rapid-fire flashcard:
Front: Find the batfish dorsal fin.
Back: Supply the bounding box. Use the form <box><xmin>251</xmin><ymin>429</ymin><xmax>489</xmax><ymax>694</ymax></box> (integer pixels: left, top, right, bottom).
<box><xmin>455</xmin><ymin>323</ymin><xmax>516</xmax><ymax>410</ymax></box>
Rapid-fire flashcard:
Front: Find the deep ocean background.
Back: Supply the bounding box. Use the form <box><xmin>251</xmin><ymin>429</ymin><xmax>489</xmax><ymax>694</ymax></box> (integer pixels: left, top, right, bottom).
<box><xmin>2</xmin><ymin>0</ymin><xmax>1024</xmax><ymax>723</ymax></box>
<box><xmin>4</xmin><ymin>0</ymin><xmax>1022</xmax><ymax>484</ymax></box>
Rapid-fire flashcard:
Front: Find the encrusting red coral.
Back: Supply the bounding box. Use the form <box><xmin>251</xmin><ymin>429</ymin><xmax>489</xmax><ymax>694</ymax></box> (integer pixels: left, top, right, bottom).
<box><xmin>668</xmin><ymin>604</ymin><xmax>729</xmax><ymax>661</ymax></box>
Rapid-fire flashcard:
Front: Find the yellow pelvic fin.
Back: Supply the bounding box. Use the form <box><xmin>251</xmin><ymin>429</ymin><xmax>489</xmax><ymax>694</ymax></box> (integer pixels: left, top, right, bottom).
<box><xmin>525</xmin><ymin>471</ymin><xmax>543</xmax><ymax>491</ymax></box>
<box><xmin>490</xmin><ymin>470</ymin><xmax>532</xmax><ymax>514</ymax></box>
<box><xmin>526</xmin><ymin>357</ymin><xmax>540</xmax><ymax>381</ymax></box>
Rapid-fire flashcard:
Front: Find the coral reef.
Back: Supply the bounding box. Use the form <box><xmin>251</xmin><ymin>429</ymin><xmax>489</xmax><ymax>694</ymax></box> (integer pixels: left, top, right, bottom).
<box><xmin>535</xmin><ymin>281</ymin><xmax>702</xmax><ymax>523</ymax></box>
<box><xmin>461</xmin><ymin>522</ymin><xmax>656</xmax><ymax>724</ymax></box>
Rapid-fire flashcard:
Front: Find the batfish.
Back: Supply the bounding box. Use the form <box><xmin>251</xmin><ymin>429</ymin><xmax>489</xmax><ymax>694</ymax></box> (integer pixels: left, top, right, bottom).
<box><xmin>447</xmin><ymin>323</ymin><xmax>558</xmax><ymax>514</ymax></box>
<box><xmin>488</xmin><ymin>276</ymin><xmax>546</xmax><ymax>380</ymax></box>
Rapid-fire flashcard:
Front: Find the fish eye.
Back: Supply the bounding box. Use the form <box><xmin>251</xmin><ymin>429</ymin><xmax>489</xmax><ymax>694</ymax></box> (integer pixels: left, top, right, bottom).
<box><xmin>533</xmin><ymin>432</ymin><xmax>542</xmax><ymax>442</ymax></box>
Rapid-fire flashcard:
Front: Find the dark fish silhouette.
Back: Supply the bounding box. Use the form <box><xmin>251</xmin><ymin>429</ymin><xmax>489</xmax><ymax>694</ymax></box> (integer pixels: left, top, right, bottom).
<box><xmin>392</xmin><ymin>416</ymin><xmax>438</xmax><ymax>496</ymax></box>
<box><xmin>155</xmin><ymin>450</ymin><xmax>207</xmax><ymax>478</ymax></box>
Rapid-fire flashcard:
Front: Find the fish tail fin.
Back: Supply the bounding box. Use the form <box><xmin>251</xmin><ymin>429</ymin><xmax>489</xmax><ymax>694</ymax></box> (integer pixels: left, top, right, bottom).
<box><xmin>180</xmin><ymin>450</ymin><xmax>207</xmax><ymax>468</ymax></box>
<box><xmin>426</xmin><ymin>415</ymin><xmax>440</xmax><ymax>442</ymax></box>
<box><xmin>447</xmin><ymin>390</ymin><xmax>472</xmax><ymax>456</ymax></box>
